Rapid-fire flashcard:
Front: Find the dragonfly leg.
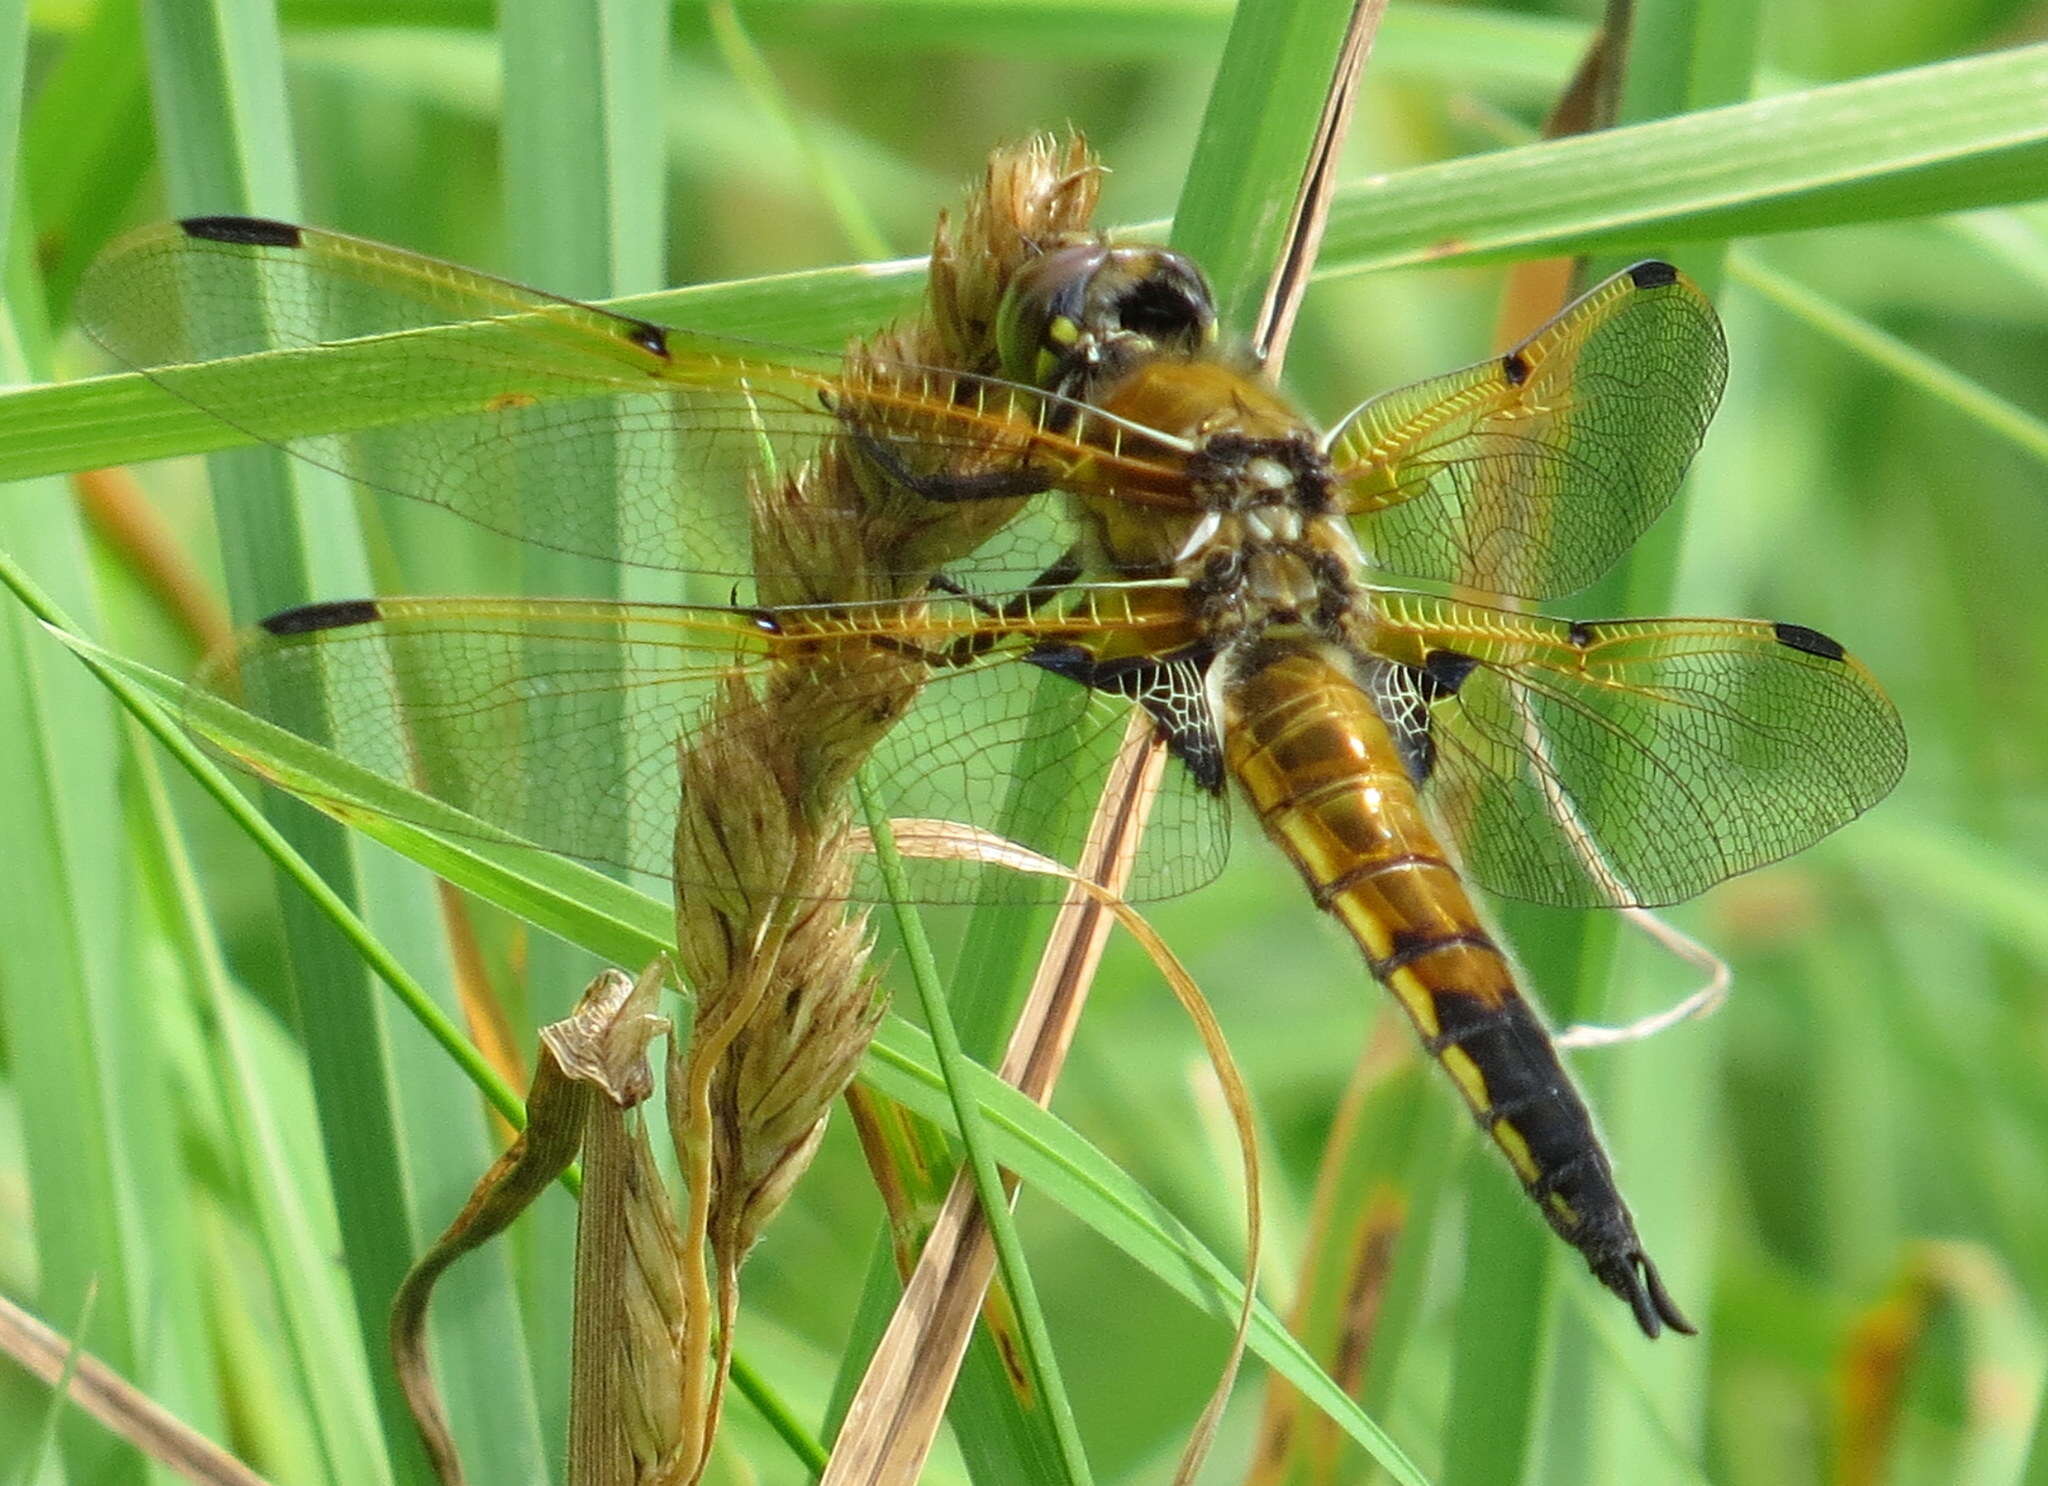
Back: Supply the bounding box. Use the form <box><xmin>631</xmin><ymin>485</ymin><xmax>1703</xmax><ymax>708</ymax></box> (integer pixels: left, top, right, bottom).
<box><xmin>844</xmin><ymin>423</ymin><xmax>1052</xmax><ymax>504</ymax></box>
<box><xmin>917</xmin><ymin>551</ymin><xmax>1084</xmax><ymax>668</ymax></box>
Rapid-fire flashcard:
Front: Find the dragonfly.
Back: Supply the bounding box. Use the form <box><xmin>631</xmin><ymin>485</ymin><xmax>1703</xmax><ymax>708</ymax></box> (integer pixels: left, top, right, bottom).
<box><xmin>76</xmin><ymin>211</ymin><xmax>1904</xmax><ymax>1339</ymax></box>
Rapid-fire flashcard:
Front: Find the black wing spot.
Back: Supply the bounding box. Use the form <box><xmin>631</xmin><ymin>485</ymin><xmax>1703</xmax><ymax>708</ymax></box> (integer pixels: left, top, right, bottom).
<box><xmin>1500</xmin><ymin>350</ymin><xmax>1531</xmax><ymax>387</ymax></box>
<box><xmin>260</xmin><ymin>598</ymin><xmax>382</xmax><ymax>636</ymax></box>
<box><xmin>1629</xmin><ymin>260</ymin><xmax>1679</xmax><ymax>290</ymax></box>
<box><xmin>624</xmin><ymin>320</ymin><xmax>670</xmax><ymax>358</ymax></box>
<box><xmin>181</xmin><ymin>216</ymin><xmax>303</xmax><ymax>248</ymax></box>
<box><xmin>1772</xmin><ymin>621</ymin><xmax>1846</xmax><ymax>661</ymax></box>
<box><xmin>1420</xmin><ymin>648</ymin><xmax>1480</xmax><ymax>697</ymax></box>
<box><xmin>1567</xmin><ymin>622</ymin><xmax>1595</xmax><ymax>649</ymax></box>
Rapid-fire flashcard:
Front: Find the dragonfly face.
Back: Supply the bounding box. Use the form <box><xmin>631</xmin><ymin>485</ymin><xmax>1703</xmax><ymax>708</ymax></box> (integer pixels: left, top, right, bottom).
<box><xmin>995</xmin><ymin>238</ymin><xmax>1217</xmax><ymax>399</ymax></box>
<box><xmin>77</xmin><ymin>207</ymin><xmax>1905</xmax><ymax>1338</ymax></box>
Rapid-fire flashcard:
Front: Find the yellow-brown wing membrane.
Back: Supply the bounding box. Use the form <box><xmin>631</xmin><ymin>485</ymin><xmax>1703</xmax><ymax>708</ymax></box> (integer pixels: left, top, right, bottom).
<box><xmin>74</xmin><ymin>219</ymin><xmax>1195</xmax><ymax>586</ymax></box>
<box><xmin>191</xmin><ymin>589</ymin><xmax>1230</xmax><ymax>904</ymax></box>
<box><xmin>1367</xmin><ymin>592</ymin><xmax>1904</xmax><ymax>908</ymax></box>
<box><xmin>1326</xmin><ymin>263</ymin><xmax>1726</xmax><ymax>601</ymax></box>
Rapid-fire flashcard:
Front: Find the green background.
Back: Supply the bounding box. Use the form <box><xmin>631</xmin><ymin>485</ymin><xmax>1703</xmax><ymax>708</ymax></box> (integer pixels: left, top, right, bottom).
<box><xmin>1</xmin><ymin>1</ymin><xmax>2045</xmax><ymax>1483</ymax></box>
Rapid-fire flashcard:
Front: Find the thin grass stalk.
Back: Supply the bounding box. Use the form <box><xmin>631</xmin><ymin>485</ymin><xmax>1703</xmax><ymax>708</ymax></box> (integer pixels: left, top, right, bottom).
<box><xmin>824</xmin><ymin>713</ymin><xmax>1164</xmax><ymax>1481</ymax></box>
<box><xmin>859</xmin><ymin>782</ymin><xmax>1098</xmax><ymax>1483</ymax></box>
<box><xmin>0</xmin><ymin>1293</ymin><xmax>274</xmax><ymax>1486</ymax></box>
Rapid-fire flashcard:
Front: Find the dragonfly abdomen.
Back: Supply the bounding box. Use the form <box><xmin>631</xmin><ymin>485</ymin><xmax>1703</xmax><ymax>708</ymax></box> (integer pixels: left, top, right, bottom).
<box><xmin>1221</xmin><ymin>642</ymin><xmax>1693</xmax><ymax>1337</ymax></box>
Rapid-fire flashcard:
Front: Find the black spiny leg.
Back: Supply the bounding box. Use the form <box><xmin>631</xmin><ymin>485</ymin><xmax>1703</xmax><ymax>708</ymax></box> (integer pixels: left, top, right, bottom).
<box><xmin>869</xmin><ymin>552</ymin><xmax>1085</xmax><ymax>670</ymax></box>
<box><xmin>918</xmin><ymin>551</ymin><xmax>1084</xmax><ymax>668</ymax></box>
<box><xmin>846</xmin><ymin>422</ymin><xmax>1052</xmax><ymax>504</ymax></box>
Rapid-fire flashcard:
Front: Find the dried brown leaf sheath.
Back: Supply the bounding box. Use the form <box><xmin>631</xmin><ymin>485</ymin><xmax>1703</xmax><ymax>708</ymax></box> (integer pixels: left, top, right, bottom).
<box><xmin>392</xmin><ymin>966</ymin><xmax>668</xmax><ymax>1486</ymax></box>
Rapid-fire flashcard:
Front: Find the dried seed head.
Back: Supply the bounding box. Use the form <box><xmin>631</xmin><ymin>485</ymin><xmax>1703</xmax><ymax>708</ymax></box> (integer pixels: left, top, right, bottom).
<box><xmin>750</xmin><ymin>448</ymin><xmax>881</xmax><ymax>609</ymax></box>
<box><xmin>673</xmin><ymin>676</ymin><xmax>809</xmax><ymax>994</ymax></box>
<box><xmin>709</xmin><ymin>848</ymin><xmax>884</xmax><ymax>1261</ymax></box>
<box><xmin>931</xmin><ymin>132</ymin><xmax>1102</xmax><ymax>370</ymax></box>
<box><xmin>614</xmin><ymin>1137</ymin><xmax>689</xmax><ymax>1469</ymax></box>
<box><xmin>652</xmin><ymin>139</ymin><xmax>1112</xmax><ymax>1481</ymax></box>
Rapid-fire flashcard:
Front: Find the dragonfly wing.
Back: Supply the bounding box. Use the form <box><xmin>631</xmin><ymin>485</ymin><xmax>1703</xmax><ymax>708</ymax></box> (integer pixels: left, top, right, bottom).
<box><xmin>1367</xmin><ymin>592</ymin><xmax>1905</xmax><ymax>908</ymax></box>
<box><xmin>192</xmin><ymin>591</ymin><xmax>1229</xmax><ymax>905</ymax></box>
<box><xmin>74</xmin><ymin>219</ymin><xmax>1174</xmax><ymax>586</ymax></box>
<box><xmin>1326</xmin><ymin>263</ymin><xmax>1726</xmax><ymax>601</ymax></box>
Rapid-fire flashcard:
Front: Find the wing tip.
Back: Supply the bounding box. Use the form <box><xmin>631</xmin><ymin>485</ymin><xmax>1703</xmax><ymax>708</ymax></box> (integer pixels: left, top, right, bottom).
<box><xmin>260</xmin><ymin>598</ymin><xmax>382</xmax><ymax>636</ymax></box>
<box><xmin>179</xmin><ymin>215</ymin><xmax>305</xmax><ymax>249</ymax></box>
<box><xmin>1628</xmin><ymin>260</ymin><xmax>1680</xmax><ymax>290</ymax></box>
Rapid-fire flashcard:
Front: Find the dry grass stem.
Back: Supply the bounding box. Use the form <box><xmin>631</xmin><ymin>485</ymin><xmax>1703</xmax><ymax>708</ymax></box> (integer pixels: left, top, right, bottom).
<box><xmin>0</xmin><ymin>1289</ymin><xmax>275</xmax><ymax>1486</ymax></box>
<box><xmin>825</xmin><ymin>712</ymin><xmax>1165</xmax><ymax>1483</ymax></box>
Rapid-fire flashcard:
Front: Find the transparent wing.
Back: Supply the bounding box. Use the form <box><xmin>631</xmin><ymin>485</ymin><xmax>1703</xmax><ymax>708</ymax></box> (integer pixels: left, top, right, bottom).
<box><xmin>1369</xmin><ymin>592</ymin><xmax>1904</xmax><ymax>908</ymax></box>
<box><xmin>1327</xmin><ymin>263</ymin><xmax>1726</xmax><ymax>601</ymax></box>
<box><xmin>75</xmin><ymin>218</ymin><xmax>1196</xmax><ymax>587</ymax></box>
<box><xmin>190</xmin><ymin>590</ymin><xmax>1230</xmax><ymax>905</ymax></box>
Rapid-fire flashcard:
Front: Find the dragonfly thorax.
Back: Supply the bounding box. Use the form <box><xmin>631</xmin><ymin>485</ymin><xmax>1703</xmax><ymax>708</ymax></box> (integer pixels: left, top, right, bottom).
<box><xmin>1090</xmin><ymin>425</ymin><xmax>1363</xmax><ymax>639</ymax></box>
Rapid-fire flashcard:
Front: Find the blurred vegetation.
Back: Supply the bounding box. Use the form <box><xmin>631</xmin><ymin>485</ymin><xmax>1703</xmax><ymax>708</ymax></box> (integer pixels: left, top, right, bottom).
<box><xmin>2</xmin><ymin>1</ymin><xmax>2046</xmax><ymax>1484</ymax></box>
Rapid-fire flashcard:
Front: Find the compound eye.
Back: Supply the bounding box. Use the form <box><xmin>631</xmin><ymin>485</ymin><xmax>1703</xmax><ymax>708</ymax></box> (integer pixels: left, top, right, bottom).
<box><xmin>995</xmin><ymin>241</ymin><xmax>1110</xmax><ymax>387</ymax></box>
<box><xmin>995</xmin><ymin>241</ymin><xmax>1220</xmax><ymax>395</ymax></box>
<box><xmin>1105</xmin><ymin>252</ymin><xmax>1216</xmax><ymax>353</ymax></box>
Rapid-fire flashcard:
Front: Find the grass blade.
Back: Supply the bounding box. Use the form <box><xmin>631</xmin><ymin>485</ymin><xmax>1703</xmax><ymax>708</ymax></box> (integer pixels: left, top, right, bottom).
<box><xmin>140</xmin><ymin>4</ymin><xmax>542</xmax><ymax>1477</ymax></box>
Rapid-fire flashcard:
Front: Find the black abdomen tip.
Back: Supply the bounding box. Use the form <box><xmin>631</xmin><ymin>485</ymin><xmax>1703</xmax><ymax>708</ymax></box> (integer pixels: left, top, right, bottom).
<box><xmin>1773</xmin><ymin>621</ymin><xmax>1846</xmax><ymax>661</ymax></box>
<box><xmin>260</xmin><ymin>598</ymin><xmax>381</xmax><ymax>635</ymax></box>
<box><xmin>180</xmin><ymin>216</ymin><xmax>305</xmax><ymax>248</ymax></box>
<box><xmin>1628</xmin><ymin>260</ymin><xmax>1679</xmax><ymax>289</ymax></box>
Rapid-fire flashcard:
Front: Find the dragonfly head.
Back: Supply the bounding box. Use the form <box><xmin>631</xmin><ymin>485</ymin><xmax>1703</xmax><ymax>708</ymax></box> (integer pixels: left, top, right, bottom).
<box><xmin>996</xmin><ymin>238</ymin><xmax>1215</xmax><ymax>400</ymax></box>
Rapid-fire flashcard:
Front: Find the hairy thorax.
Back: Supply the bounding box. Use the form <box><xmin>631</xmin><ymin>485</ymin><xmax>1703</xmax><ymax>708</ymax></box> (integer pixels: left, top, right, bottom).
<box><xmin>1075</xmin><ymin>358</ymin><xmax>1367</xmax><ymax>643</ymax></box>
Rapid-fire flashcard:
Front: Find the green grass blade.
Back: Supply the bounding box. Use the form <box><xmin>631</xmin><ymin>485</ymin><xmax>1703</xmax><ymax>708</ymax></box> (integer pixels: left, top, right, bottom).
<box><xmin>1312</xmin><ymin>42</ymin><xmax>2048</xmax><ymax>275</ymax></box>
<box><xmin>0</xmin><ymin>256</ymin><xmax>925</xmax><ymax>482</ymax></box>
<box><xmin>498</xmin><ymin>1</ymin><xmax>674</xmax><ymax>1456</ymax></box>
<box><xmin>0</xmin><ymin>313</ymin><xmax>161</xmax><ymax>1486</ymax></box>
<box><xmin>10</xmin><ymin>43</ymin><xmax>2047</xmax><ymax>496</ymax></box>
<box><xmin>140</xmin><ymin>4</ymin><xmax>543</xmax><ymax>1478</ymax></box>
<box><xmin>1167</xmin><ymin>0</ymin><xmax>1376</xmax><ymax>333</ymax></box>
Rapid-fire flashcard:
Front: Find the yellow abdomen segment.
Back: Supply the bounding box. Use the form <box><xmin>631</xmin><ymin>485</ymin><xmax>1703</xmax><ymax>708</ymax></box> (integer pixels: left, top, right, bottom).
<box><xmin>1222</xmin><ymin>643</ymin><xmax>1690</xmax><ymax>1337</ymax></box>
